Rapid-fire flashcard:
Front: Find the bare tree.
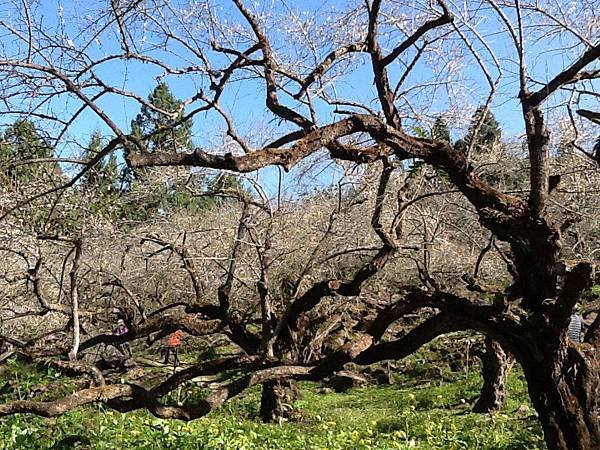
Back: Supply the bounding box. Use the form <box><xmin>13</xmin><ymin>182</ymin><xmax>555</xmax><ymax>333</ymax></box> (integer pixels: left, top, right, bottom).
<box><xmin>0</xmin><ymin>1</ymin><xmax>599</xmax><ymax>449</ymax></box>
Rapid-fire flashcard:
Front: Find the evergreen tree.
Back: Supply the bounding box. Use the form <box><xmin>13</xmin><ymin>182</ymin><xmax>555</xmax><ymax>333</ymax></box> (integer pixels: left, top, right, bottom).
<box><xmin>432</xmin><ymin>116</ymin><xmax>451</xmax><ymax>144</ymax></box>
<box><xmin>460</xmin><ymin>106</ymin><xmax>502</xmax><ymax>153</ymax></box>
<box><xmin>126</xmin><ymin>82</ymin><xmax>193</xmax><ymax>185</ymax></box>
<box><xmin>0</xmin><ymin>120</ymin><xmax>78</xmax><ymax>233</ymax></box>
<box><xmin>130</xmin><ymin>82</ymin><xmax>192</xmax><ymax>154</ymax></box>
<box><xmin>408</xmin><ymin>118</ymin><xmax>452</xmax><ymax>180</ymax></box>
<box><xmin>206</xmin><ymin>173</ymin><xmax>249</xmax><ymax>207</ymax></box>
<box><xmin>122</xmin><ymin>83</ymin><xmax>197</xmax><ymax>217</ymax></box>
<box><xmin>124</xmin><ymin>83</ymin><xmax>253</xmax><ymax>218</ymax></box>
<box><xmin>0</xmin><ymin>119</ymin><xmax>57</xmax><ymax>185</ymax></box>
<box><xmin>81</xmin><ymin>131</ymin><xmax>119</xmax><ymax>193</ymax></box>
<box><xmin>71</xmin><ymin>132</ymin><xmax>123</xmax><ymax>221</ymax></box>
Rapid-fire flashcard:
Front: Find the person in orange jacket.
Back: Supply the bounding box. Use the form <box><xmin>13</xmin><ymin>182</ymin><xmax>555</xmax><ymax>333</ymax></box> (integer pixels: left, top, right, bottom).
<box><xmin>163</xmin><ymin>329</ymin><xmax>183</xmax><ymax>366</ymax></box>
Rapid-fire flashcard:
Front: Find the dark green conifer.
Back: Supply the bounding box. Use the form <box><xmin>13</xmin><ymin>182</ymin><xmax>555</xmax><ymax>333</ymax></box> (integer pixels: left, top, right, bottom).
<box><xmin>0</xmin><ymin>119</ymin><xmax>57</xmax><ymax>185</ymax></box>
<box><xmin>432</xmin><ymin>116</ymin><xmax>451</xmax><ymax>144</ymax></box>
<box><xmin>462</xmin><ymin>106</ymin><xmax>501</xmax><ymax>153</ymax></box>
<box><xmin>130</xmin><ymin>82</ymin><xmax>192</xmax><ymax>154</ymax></box>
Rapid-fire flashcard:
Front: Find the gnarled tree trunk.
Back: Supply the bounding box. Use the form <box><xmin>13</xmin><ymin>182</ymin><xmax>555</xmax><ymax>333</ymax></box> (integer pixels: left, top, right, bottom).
<box><xmin>519</xmin><ymin>336</ymin><xmax>600</xmax><ymax>450</ymax></box>
<box><xmin>259</xmin><ymin>379</ymin><xmax>299</xmax><ymax>423</ymax></box>
<box><xmin>473</xmin><ymin>338</ymin><xmax>513</xmax><ymax>413</ymax></box>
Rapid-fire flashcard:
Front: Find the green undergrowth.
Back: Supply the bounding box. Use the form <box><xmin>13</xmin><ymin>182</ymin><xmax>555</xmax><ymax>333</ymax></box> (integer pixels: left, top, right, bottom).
<box><xmin>0</xmin><ymin>359</ymin><xmax>77</xmax><ymax>404</ymax></box>
<box><xmin>0</xmin><ymin>348</ymin><xmax>545</xmax><ymax>449</ymax></box>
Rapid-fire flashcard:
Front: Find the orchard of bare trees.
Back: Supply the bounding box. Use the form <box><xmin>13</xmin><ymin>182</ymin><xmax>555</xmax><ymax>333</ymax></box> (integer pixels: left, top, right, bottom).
<box><xmin>0</xmin><ymin>1</ymin><xmax>599</xmax><ymax>449</ymax></box>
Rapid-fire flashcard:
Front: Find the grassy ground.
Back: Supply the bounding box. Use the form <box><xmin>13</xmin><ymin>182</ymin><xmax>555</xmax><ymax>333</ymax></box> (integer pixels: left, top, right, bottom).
<box><xmin>0</xmin><ymin>346</ymin><xmax>546</xmax><ymax>449</ymax></box>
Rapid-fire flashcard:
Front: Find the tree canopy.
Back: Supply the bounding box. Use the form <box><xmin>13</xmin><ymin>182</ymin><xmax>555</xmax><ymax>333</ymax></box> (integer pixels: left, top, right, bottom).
<box><xmin>0</xmin><ymin>2</ymin><xmax>598</xmax><ymax>450</ymax></box>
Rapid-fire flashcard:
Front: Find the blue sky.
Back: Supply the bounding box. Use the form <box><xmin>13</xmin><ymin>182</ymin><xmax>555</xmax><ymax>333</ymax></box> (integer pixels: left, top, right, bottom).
<box><xmin>1</xmin><ymin>0</ymin><xmax>598</xmax><ymax>195</ymax></box>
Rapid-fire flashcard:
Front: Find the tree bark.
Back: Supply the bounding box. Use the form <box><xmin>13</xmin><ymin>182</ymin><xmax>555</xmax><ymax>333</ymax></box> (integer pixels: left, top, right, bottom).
<box><xmin>68</xmin><ymin>240</ymin><xmax>83</xmax><ymax>361</ymax></box>
<box><xmin>259</xmin><ymin>379</ymin><xmax>299</xmax><ymax>422</ymax></box>
<box><xmin>520</xmin><ymin>338</ymin><xmax>600</xmax><ymax>450</ymax></box>
<box><xmin>473</xmin><ymin>338</ymin><xmax>513</xmax><ymax>413</ymax></box>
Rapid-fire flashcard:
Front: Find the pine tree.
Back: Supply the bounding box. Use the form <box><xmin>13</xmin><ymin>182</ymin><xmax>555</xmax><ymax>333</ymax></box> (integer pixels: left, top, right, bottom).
<box><xmin>124</xmin><ymin>83</ymin><xmax>252</xmax><ymax>217</ymax></box>
<box><xmin>0</xmin><ymin>119</ymin><xmax>57</xmax><ymax>185</ymax></box>
<box><xmin>123</xmin><ymin>83</ymin><xmax>196</xmax><ymax>217</ymax></box>
<box><xmin>126</xmin><ymin>82</ymin><xmax>193</xmax><ymax>185</ymax></box>
<box><xmin>71</xmin><ymin>132</ymin><xmax>123</xmax><ymax>220</ymax></box>
<box><xmin>461</xmin><ymin>106</ymin><xmax>502</xmax><ymax>153</ymax></box>
<box><xmin>130</xmin><ymin>82</ymin><xmax>192</xmax><ymax>154</ymax></box>
<box><xmin>432</xmin><ymin>116</ymin><xmax>451</xmax><ymax>144</ymax></box>
<box><xmin>81</xmin><ymin>131</ymin><xmax>118</xmax><ymax>193</ymax></box>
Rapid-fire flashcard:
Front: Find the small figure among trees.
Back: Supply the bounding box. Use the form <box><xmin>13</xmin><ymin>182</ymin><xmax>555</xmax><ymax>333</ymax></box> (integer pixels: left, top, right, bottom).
<box><xmin>163</xmin><ymin>330</ymin><xmax>183</xmax><ymax>367</ymax></box>
<box><xmin>113</xmin><ymin>319</ymin><xmax>132</xmax><ymax>358</ymax></box>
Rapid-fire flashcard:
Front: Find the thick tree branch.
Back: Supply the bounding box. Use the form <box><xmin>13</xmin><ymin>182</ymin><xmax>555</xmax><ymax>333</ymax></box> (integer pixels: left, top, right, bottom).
<box><xmin>528</xmin><ymin>43</ymin><xmax>600</xmax><ymax>107</ymax></box>
<box><xmin>78</xmin><ymin>314</ymin><xmax>222</xmax><ymax>353</ymax></box>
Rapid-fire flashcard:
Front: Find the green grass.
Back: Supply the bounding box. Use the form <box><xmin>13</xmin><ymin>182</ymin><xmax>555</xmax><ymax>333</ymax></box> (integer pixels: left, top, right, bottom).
<box><xmin>295</xmin><ymin>370</ymin><xmax>543</xmax><ymax>450</ymax></box>
<box><xmin>0</xmin><ymin>363</ymin><xmax>545</xmax><ymax>450</ymax></box>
